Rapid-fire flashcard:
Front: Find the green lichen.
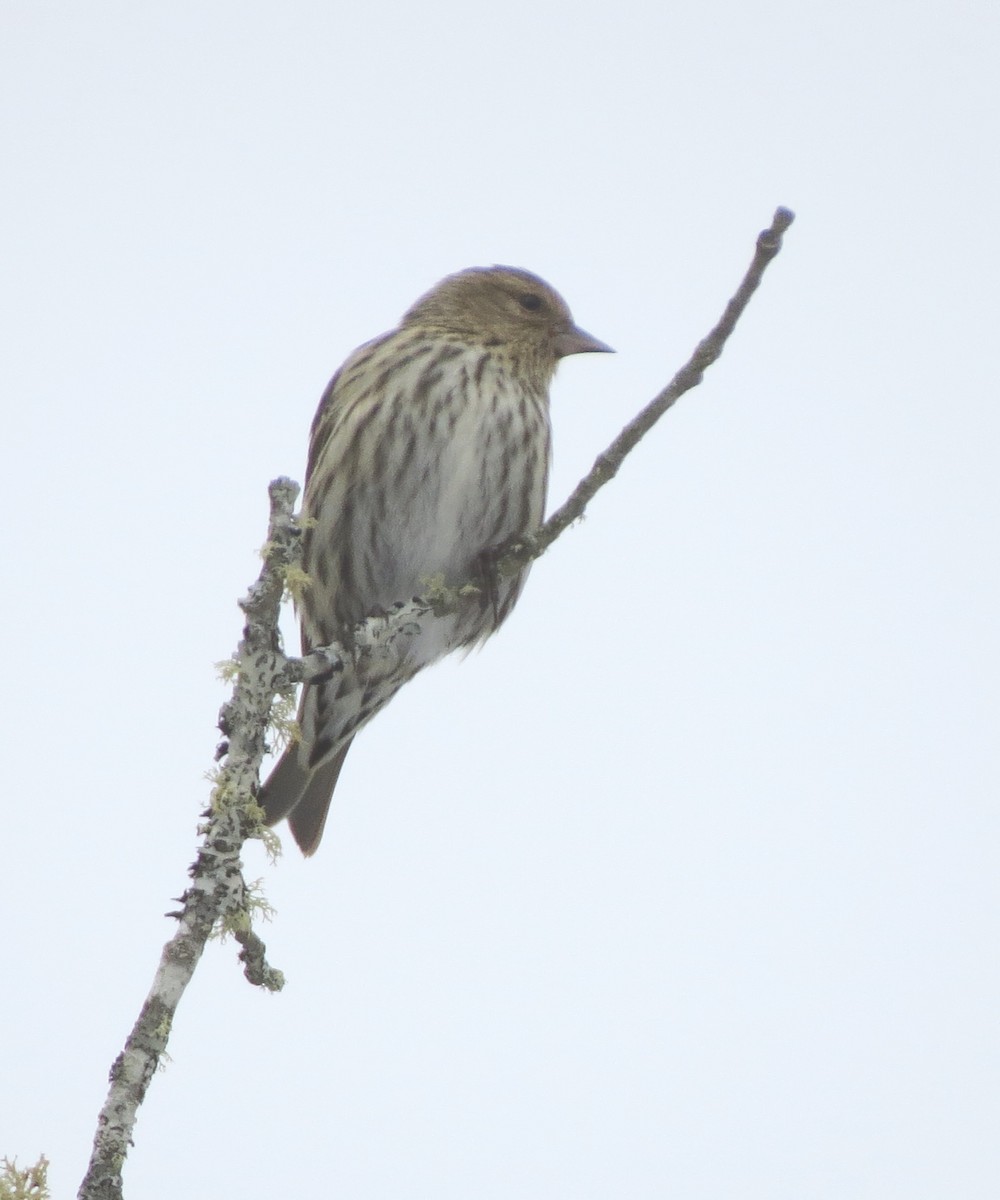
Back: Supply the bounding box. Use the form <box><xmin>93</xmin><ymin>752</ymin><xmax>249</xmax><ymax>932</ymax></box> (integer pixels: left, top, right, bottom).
<box><xmin>0</xmin><ymin>1156</ymin><xmax>49</xmax><ymax>1200</ymax></box>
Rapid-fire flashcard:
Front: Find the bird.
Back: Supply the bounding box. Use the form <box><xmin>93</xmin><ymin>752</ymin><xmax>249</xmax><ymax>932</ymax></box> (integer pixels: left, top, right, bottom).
<box><xmin>257</xmin><ymin>266</ymin><xmax>612</xmax><ymax>854</ymax></box>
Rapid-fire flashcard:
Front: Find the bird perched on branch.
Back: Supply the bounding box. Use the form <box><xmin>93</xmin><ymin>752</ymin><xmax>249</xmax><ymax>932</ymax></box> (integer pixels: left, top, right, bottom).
<box><xmin>258</xmin><ymin>266</ymin><xmax>611</xmax><ymax>854</ymax></box>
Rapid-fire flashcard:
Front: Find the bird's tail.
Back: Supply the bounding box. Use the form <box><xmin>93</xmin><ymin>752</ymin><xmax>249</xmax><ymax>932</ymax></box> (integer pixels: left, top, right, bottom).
<box><xmin>258</xmin><ymin>658</ymin><xmax>416</xmax><ymax>855</ymax></box>
<box><xmin>257</xmin><ymin>738</ymin><xmax>354</xmax><ymax>856</ymax></box>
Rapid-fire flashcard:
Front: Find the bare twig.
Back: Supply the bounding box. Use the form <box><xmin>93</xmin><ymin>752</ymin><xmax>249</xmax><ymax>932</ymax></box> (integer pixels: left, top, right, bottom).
<box><xmin>493</xmin><ymin>207</ymin><xmax>795</xmax><ymax>573</ymax></box>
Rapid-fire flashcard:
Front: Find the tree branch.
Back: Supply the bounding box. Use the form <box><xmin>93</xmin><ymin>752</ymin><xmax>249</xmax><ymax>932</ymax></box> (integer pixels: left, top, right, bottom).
<box><xmin>77</xmin><ymin>208</ymin><xmax>793</xmax><ymax>1198</ymax></box>
<box><xmin>77</xmin><ymin>479</ymin><xmax>300</xmax><ymax>1200</ymax></box>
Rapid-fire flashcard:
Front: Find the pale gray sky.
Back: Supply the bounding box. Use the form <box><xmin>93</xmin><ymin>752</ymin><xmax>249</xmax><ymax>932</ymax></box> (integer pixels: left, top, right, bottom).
<box><xmin>4</xmin><ymin>2</ymin><xmax>998</xmax><ymax>1197</ymax></box>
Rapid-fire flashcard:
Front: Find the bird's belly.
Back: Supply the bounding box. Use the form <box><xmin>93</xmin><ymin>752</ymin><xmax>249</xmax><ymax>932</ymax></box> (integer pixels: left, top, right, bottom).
<box><xmin>367</xmin><ymin>434</ymin><xmax>511</xmax><ymax>604</ymax></box>
<box><xmin>365</xmin><ymin>407</ymin><xmax>536</xmax><ymax>605</ymax></box>
<box><xmin>350</xmin><ymin>407</ymin><xmax>541</xmax><ymax>665</ymax></box>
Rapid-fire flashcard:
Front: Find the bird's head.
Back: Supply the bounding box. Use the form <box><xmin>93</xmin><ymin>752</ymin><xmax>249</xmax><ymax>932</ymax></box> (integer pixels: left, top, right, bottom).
<box><xmin>401</xmin><ymin>266</ymin><xmax>612</xmax><ymax>387</ymax></box>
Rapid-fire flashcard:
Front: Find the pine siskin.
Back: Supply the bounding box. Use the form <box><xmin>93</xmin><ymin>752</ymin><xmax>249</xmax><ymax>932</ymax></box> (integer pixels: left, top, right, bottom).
<box><xmin>258</xmin><ymin>266</ymin><xmax>611</xmax><ymax>854</ymax></box>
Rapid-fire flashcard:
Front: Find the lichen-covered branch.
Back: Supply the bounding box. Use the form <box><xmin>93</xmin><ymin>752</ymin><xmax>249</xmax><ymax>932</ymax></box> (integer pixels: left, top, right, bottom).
<box><xmin>77</xmin><ymin>479</ymin><xmax>301</xmax><ymax>1200</ymax></box>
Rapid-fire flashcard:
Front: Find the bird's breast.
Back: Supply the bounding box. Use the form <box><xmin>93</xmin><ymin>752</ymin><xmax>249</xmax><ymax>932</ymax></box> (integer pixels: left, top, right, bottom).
<box><xmin>301</xmin><ymin>342</ymin><xmax>552</xmax><ymax>661</ymax></box>
<box><xmin>363</xmin><ymin>350</ymin><xmax>550</xmax><ymax>600</ymax></box>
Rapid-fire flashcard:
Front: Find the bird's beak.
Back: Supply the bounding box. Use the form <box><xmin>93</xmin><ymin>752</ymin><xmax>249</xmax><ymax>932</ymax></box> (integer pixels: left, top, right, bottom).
<box><xmin>554</xmin><ymin>324</ymin><xmax>615</xmax><ymax>358</ymax></box>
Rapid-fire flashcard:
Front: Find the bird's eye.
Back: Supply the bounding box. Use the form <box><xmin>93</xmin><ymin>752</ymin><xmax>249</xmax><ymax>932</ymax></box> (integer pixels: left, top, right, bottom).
<box><xmin>518</xmin><ymin>293</ymin><xmax>544</xmax><ymax>312</ymax></box>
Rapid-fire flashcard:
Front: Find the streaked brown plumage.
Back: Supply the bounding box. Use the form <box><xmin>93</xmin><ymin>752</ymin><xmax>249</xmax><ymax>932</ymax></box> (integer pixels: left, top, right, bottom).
<box><xmin>258</xmin><ymin>266</ymin><xmax>611</xmax><ymax>854</ymax></box>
